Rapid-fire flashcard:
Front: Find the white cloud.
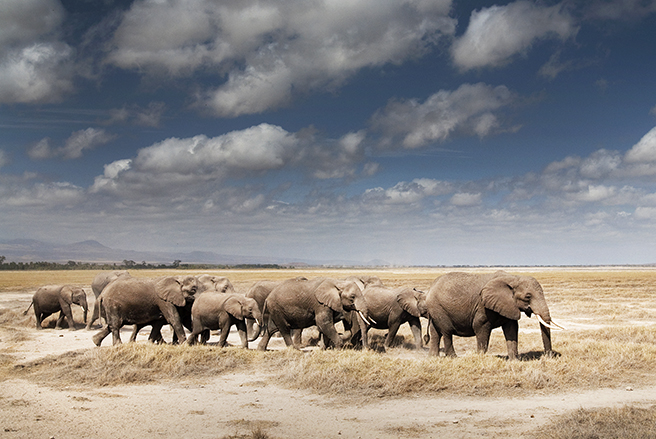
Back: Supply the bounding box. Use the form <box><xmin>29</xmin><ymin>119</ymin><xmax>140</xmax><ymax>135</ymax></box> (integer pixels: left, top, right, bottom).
<box><xmin>450</xmin><ymin>192</ymin><xmax>482</xmax><ymax>206</ymax></box>
<box><xmin>585</xmin><ymin>0</ymin><xmax>656</xmax><ymax>21</ymax></box>
<box><xmin>0</xmin><ymin>43</ymin><xmax>74</xmax><ymax>104</ymax></box>
<box><xmin>2</xmin><ymin>182</ymin><xmax>84</xmax><ymax>207</ymax></box>
<box><xmin>28</xmin><ymin>128</ymin><xmax>115</xmax><ymax>160</ymax></box>
<box><xmin>371</xmin><ymin>83</ymin><xmax>517</xmax><ymax>148</ymax></box>
<box><xmin>108</xmin><ymin>0</ymin><xmax>456</xmax><ymax>116</ymax></box>
<box><xmin>0</xmin><ymin>0</ymin><xmax>64</xmax><ymax>47</ymax></box>
<box><xmin>451</xmin><ymin>1</ymin><xmax>577</xmax><ymax>71</ymax></box>
<box><xmin>624</xmin><ymin>126</ymin><xmax>656</xmax><ymax>163</ymax></box>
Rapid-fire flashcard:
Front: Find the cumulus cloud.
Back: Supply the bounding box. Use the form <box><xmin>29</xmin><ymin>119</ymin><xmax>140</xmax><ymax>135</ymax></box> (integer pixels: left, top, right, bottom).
<box><xmin>107</xmin><ymin>0</ymin><xmax>456</xmax><ymax>116</ymax></box>
<box><xmin>451</xmin><ymin>1</ymin><xmax>577</xmax><ymax>71</ymax></box>
<box><xmin>1</xmin><ymin>181</ymin><xmax>84</xmax><ymax>208</ymax></box>
<box><xmin>371</xmin><ymin>83</ymin><xmax>518</xmax><ymax>148</ymax></box>
<box><xmin>624</xmin><ymin>126</ymin><xmax>656</xmax><ymax>163</ymax></box>
<box><xmin>0</xmin><ymin>0</ymin><xmax>75</xmax><ymax>104</ymax></box>
<box><xmin>28</xmin><ymin>128</ymin><xmax>116</xmax><ymax>160</ymax></box>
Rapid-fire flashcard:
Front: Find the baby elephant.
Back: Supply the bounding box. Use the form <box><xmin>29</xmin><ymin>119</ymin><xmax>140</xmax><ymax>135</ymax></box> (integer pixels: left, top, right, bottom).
<box><xmin>25</xmin><ymin>285</ymin><xmax>88</xmax><ymax>330</ymax></box>
<box><xmin>187</xmin><ymin>293</ymin><xmax>262</xmax><ymax>348</ymax></box>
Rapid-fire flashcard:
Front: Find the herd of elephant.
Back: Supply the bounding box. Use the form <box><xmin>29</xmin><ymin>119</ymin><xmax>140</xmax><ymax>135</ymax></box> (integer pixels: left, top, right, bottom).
<box><xmin>25</xmin><ymin>270</ymin><xmax>564</xmax><ymax>359</ymax></box>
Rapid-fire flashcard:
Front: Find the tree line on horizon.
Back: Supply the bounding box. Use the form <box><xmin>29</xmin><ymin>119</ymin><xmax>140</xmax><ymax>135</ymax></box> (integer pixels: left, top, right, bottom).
<box><xmin>0</xmin><ymin>256</ymin><xmax>285</xmax><ymax>271</ymax></box>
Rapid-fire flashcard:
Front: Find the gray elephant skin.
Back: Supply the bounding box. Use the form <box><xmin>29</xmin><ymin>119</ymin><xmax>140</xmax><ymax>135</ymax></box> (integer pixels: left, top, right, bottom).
<box><xmin>86</xmin><ymin>270</ymin><xmax>131</xmax><ymax>329</ymax></box>
<box><xmin>92</xmin><ymin>275</ymin><xmax>199</xmax><ymax>346</ymax></box>
<box><xmin>257</xmin><ymin>277</ymin><xmax>370</xmax><ymax>350</ymax></box>
<box><xmin>26</xmin><ymin>285</ymin><xmax>88</xmax><ymax>330</ymax></box>
<box><xmin>355</xmin><ymin>285</ymin><xmax>428</xmax><ymax>350</ymax></box>
<box><xmin>426</xmin><ymin>271</ymin><xmax>561</xmax><ymax>360</ymax></box>
<box><xmin>196</xmin><ymin>274</ymin><xmax>235</xmax><ymax>294</ymax></box>
<box><xmin>187</xmin><ymin>292</ymin><xmax>263</xmax><ymax>348</ymax></box>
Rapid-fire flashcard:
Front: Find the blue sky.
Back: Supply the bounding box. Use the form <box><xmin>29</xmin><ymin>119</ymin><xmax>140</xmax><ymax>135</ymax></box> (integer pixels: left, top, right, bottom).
<box><xmin>1</xmin><ymin>0</ymin><xmax>656</xmax><ymax>265</ymax></box>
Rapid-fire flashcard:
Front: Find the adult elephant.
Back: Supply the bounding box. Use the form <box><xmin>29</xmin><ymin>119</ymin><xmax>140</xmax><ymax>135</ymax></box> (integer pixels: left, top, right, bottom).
<box><xmin>25</xmin><ymin>285</ymin><xmax>88</xmax><ymax>330</ymax></box>
<box><xmin>86</xmin><ymin>270</ymin><xmax>131</xmax><ymax>329</ymax></box>
<box><xmin>187</xmin><ymin>293</ymin><xmax>263</xmax><ymax>348</ymax></box>
<box><xmin>426</xmin><ymin>271</ymin><xmax>563</xmax><ymax>360</ymax></box>
<box><xmin>257</xmin><ymin>278</ymin><xmax>371</xmax><ymax>351</ymax></box>
<box><xmin>244</xmin><ymin>277</ymin><xmax>307</xmax><ymax>341</ymax></box>
<box><xmin>355</xmin><ymin>286</ymin><xmax>428</xmax><ymax>350</ymax></box>
<box><xmin>92</xmin><ymin>275</ymin><xmax>199</xmax><ymax>346</ymax></box>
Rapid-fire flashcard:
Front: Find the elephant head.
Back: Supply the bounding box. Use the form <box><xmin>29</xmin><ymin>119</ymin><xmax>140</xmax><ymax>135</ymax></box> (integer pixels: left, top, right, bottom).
<box><xmin>65</xmin><ymin>286</ymin><xmax>88</xmax><ymax>324</ymax></box>
<box><xmin>156</xmin><ymin>276</ymin><xmax>199</xmax><ymax>307</ymax></box>
<box><xmin>397</xmin><ymin>287</ymin><xmax>428</xmax><ymax>318</ymax></box>
<box><xmin>316</xmin><ymin>280</ymin><xmax>371</xmax><ymax>324</ymax></box>
<box><xmin>225</xmin><ymin>296</ymin><xmax>263</xmax><ymax>334</ymax></box>
<box><xmin>197</xmin><ymin>275</ymin><xmax>235</xmax><ymax>293</ymax></box>
<box><xmin>480</xmin><ymin>272</ymin><xmax>563</xmax><ymax>352</ymax></box>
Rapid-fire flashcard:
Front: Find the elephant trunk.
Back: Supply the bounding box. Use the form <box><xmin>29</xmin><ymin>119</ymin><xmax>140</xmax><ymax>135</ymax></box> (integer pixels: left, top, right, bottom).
<box><xmin>248</xmin><ymin>320</ymin><xmax>263</xmax><ymax>342</ymax></box>
<box><xmin>529</xmin><ymin>296</ymin><xmax>561</xmax><ymax>353</ymax></box>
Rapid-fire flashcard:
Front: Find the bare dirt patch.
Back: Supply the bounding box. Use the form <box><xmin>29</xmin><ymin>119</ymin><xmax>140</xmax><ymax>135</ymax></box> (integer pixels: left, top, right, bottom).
<box><xmin>2</xmin><ymin>268</ymin><xmax>656</xmax><ymax>438</ymax></box>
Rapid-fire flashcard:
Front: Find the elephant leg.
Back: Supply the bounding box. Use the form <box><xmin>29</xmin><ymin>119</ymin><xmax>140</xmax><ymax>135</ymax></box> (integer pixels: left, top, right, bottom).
<box><xmin>407</xmin><ymin>317</ymin><xmax>423</xmax><ymax>350</ymax></box>
<box><xmin>235</xmin><ymin>320</ymin><xmax>248</xmax><ymax>348</ymax></box>
<box><xmin>33</xmin><ymin>302</ymin><xmax>43</xmax><ymax>329</ymax></box>
<box><xmin>129</xmin><ymin>324</ymin><xmax>144</xmax><ymax>342</ymax></box>
<box><xmin>502</xmin><ymin>320</ymin><xmax>519</xmax><ymax>360</ymax></box>
<box><xmin>86</xmin><ymin>299</ymin><xmax>101</xmax><ymax>330</ymax></box>
<box><xmin>427</xmin><ymin>319</ymin><xmax>442</xmax><ymax>356</ymax></box>
<box><xmin>443</xmin><ymin>333</ymin><xmax>456</xmax><ymax>357</ymax></box>
<box><xmin>385</xmin><ymin>320</ymin><xmax>402</xmax><ymax>348</ymax></box>
<box><xmin>92</xmin><ymin>326</ymin><xmax>111</xmax><ymax>346</ymax></box>
<box><xmin>60</xmin><ymin>303</ymin><xmax>78</xmax><ymax>330</ymax></box>
<box><xmin>148</xmin><ymin>323</ymin><xmax>165</xmax><ymax>344</ymax></box>
<box><xmin>291</xmin><ymin>329</ymin><xmax>302</xmax><ymax>348</ymax></box>
<box><xmin>55</xmin><ymin>311</ymin><xmax>66</xmax><ymax>329</ymax></box>
<box><xmin>218</xmin><ymin>322</ymin><xmax>232</xmax><ymax>347</ymax></box>
<box><xmin>361</xmin><ymin>325</ymin><xmax>370</xmax><ymax>350</ymax></box>
<box><xmin>270</xmin><ymin>313</ymin><xmax>296</xmax><ymax>348</ymax></box>
<box><xmin>474</xmin><ymin>325</ymin><xmax>492</xmax><ymax>355</ymax></box>
<box><xmin>200</xmin><ymin>329</ymin><xmax>210</xmax><ymax>344</ymax></box>
<box><xmin>257</xmin><ymin>328</ymin><xmax>273</xmax><ymax>351</ymax></box>
<box><xmin>111</xmin><ymin>327</ymin><xmax>123</xmax><ymax>345</ymax></box>
<box><xmin>315</xmin><ymin>313</ymin><xmax>342</xmax><ymax>349</ymax></box>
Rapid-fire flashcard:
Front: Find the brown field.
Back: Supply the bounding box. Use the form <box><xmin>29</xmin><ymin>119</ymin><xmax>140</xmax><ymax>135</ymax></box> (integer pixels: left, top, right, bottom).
<box><xmin>1</xmin><ymin>267</ymin><xmax>656</xmax><ymax>438</ymax></box>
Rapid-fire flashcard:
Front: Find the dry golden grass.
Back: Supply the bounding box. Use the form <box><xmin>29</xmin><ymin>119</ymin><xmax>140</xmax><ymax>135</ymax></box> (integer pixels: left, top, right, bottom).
<box><xmin>532</xmin><ymin>404</ymin><xmax>656</xmax><ymax>439</ymax></box>
<box><xmin>2</xmin><ymin>268</ymin><xmax>656</xmax><ymax>401</ymax></box>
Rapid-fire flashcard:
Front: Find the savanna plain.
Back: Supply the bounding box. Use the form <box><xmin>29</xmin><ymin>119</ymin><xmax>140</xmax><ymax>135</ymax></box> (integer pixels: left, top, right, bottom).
<box><xmin>1</xmin><ymin>267</ymin><xmax>656</xmax><ymax>439</ymax></box>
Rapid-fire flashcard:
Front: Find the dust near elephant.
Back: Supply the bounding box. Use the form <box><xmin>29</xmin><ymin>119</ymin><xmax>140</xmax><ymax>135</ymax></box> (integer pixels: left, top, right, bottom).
<box><xmin>86</xmin><ymin>270</ymin><xmax>131</xmax><ymax>329</ymax></box>
<box><xmin>187</xmin><ymin>293</ymin><xmax>263</xmax><ymax>348</ymax></box>
<box><xmin>25</xmin><ymin>285</ymin><xmax>88</xmax><ymax>330</ymax></box>
<box><xmin>426</xmin><ymin>271</ymin><xmax>563</xmax><ymax>360</ymax></box>
<box><xmin>92</xmin><ymin>275</ymin><xmax>199</xmax><ymax>346</ymax></box>
<box><xmin>354</xmin><ymin>285</ymin><xmax>428</xmax><ymax>350</ymax></box>
<box><xmin>257</xmin><ymin>278</ymin><xmax>371</xmax><ymax>351</ymax></box>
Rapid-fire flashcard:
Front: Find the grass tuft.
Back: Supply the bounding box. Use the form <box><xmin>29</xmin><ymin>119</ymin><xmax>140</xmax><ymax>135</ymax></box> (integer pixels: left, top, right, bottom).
<box><xmin>533</xmin><ymin>404</ymin><xmax>656</xmax><ymax>439</ymax></box>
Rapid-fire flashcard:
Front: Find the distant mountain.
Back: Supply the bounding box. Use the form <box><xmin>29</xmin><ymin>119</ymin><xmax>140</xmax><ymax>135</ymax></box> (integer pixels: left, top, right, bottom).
<box><xmin>0</xmin><ymin>239</ymin><xmax>391</xmax><ymax>267</ymax></box>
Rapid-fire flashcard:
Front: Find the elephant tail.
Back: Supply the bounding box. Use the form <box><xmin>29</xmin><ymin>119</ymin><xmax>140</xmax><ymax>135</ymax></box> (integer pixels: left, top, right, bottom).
<box><xmin>23</xmin><ymin>301</ymin><xmax>33</xmax><ymax>316</ymax></box>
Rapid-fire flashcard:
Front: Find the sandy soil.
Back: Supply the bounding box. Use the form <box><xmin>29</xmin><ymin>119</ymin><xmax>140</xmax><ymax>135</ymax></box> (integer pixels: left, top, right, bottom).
<box><xmin>2</xmin><ymin>288</ymin><xmax>656</xmax><ymax>439</ymax></box>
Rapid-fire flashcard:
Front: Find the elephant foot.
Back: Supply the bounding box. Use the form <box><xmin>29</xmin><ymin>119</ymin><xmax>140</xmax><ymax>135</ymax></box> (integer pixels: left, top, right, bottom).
<box><xmin>92</xmin><ymin>333</ymin><xmax>106</xmax><ymax>346</ymax></box>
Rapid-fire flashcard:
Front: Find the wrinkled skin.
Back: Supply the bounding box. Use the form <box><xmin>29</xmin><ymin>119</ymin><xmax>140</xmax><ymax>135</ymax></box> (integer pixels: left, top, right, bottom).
<box><xmin>187</xmin><ymin>293</ymin><xmax>263</xmax><ymax>348</ymax></box>
<box><xmin>257</xmin><ymin>278</ymin><xmax>370</xmax><ymax>351</ymax></box>
<box><xmin>244</xmin><ymin>277</ymin><xmax>307</xmax><ymax>342</ymax></box>
<box><xmin>353</xmin><ymin>286</ymin><xmax>427</xmax><ymax>350</ymax></box>
<box><xmin>426</xmin><ymin>271</ymin><xmax>554</xmax><ymax>360</ymax></box>
<box><xmin>86</xmin><ymin>270</ymin><xmax>131</xmax><ymax>329</ymax></box>
<box><xmin>196</xmin><ymin>274</ymin><xmax>235</xmax><ymax>294</ymax></box>
<box><xmin>92</xmin><ymin>276</ymin><xmax>198</xmax><ymax>346</ymax></box>
<box><xmin>27</xmin><ymin>285</ymin><xmax>88</xmax><ymax>330</ymax></box>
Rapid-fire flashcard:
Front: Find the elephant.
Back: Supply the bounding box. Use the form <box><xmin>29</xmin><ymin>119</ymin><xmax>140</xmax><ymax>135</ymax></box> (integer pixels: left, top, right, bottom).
<box><xmin>186</xmin><ymin>292</ymin><xmax>263</xmax><ymax>348</ymax></box>
<box><xmin>25</xmin><ymin>285</ymin><xmax>88</xmax><ymax>330</ymax></box>
<box><xmin>86</xmin><ymin>270</ymin><xmax>131</xmax><ymax>329</ymax></box>
<box><xmin>244</xmin><ymin>277</ymin><xmax>308</xmax><ymax>341</ymax></box>
<box><xmin>196</xmin><ymin>274</ymin><xmax>235</xmax><ymax>294</ymax></box>
<box><xmin>344</xmin><ymin>275</ymin><xmax>384</xmax><ymax>290</ymax></box>
<box><xmin>92</xmin><ymin>275</ymin><xmax>199</xmax><ymax>346</ymax></box>
<box><xmin>257</xmin><ymin>277</ymin><xmax>371</xmax><ymax>351</ymax></box>
<box><xmin>353</xmin><ymin>286</ymin><xmax>428</xmax><ymax>350</ymax></box>
<box><xmin>425</xmin><ymin>271</ymin><xmax>563</xmax><ymax>360</ymax></box>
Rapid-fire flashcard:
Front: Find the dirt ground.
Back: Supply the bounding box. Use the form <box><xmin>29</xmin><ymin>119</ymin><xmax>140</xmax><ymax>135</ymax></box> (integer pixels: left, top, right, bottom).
<box><xmin>2</xmin><ymin>272</ymin><xmax>656</xmax><ymax>439</ymax></box>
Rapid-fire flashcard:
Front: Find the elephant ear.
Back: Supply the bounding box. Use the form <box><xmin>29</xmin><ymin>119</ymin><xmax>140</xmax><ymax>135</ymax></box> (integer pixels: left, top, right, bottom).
<box><xmin>397</xmin><ymin>288</ymin><xmax>421</xmax><ymax>318</ymax></box>
<box><xmin>481</xmin><ymin>275</ymin><xmax>521</xmax><ymax>320</ymax></box>
<box><xmin>224</xmin><ymin>296</ymin><xmax>244</xmax><ymax>320</ymax></box>
<box><xmin>156</xmin><ymin>277</ymin><xmax>186</xmax><ymax>307</ymax></box>
<box><xmin>315</xmin><ymin>280</ymin><xmax>344</xmax><ymax>313</ymax></box>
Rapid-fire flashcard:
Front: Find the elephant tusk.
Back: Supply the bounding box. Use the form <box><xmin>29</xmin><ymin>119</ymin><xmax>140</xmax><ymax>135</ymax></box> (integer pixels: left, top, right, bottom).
<box><xmin>536</xmin><ymin>314</ymin><xmax>565</xmax><ymax>331</ymax></box>
<box><xmin>358</xmin><ymin>311</ymin><xmax>376</xmax><ymax>326</ymax></box>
